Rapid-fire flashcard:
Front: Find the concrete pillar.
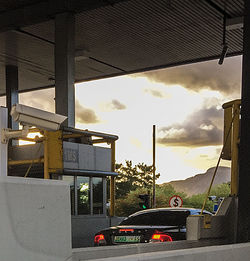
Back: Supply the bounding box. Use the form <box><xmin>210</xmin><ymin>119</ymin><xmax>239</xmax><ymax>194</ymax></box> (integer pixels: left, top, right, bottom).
<box><xmin>55</xmin><ymin>12</ymin><xmax>75</xmax><ymax>128</ymax></box>
<box><xmin>5</xmin><ymin>65</ymin><xmax>19</xmax><ymax>130</ymax></box>
<box><xmin>237</xmin><ymin>0</ymin><xmax>250</xmax><ymax>243</ymax></box>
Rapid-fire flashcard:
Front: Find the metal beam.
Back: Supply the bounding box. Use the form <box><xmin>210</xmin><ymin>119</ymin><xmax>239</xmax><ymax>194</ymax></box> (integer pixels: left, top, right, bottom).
<box><xmin>55</xmin><ymin>12</ymin><xmax>75</xmax><ymax>127</ymax></box>
<box><xmin>237</xmin><ymin>0</ymin><xmax>250</xmax><ymax>243</ymax></box>
<box><xmin>5</xmin><ymin>65</ymin><xmax>19</xmax><ymax>130</ymax></box>
<box><xmin>0</xmin><ymin>0</ymin><xmax>130</xmax><ymax>33</ymax></box>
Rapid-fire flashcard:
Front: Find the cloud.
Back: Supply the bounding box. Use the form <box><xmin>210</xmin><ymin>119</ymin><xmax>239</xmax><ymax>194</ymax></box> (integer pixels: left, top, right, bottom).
<box><xmin>110</xmin><ymin>99</ymin><xmax>126</xmax><ymax>110</ymax></box>
<box><xmin>102</xmin><ymin>99</ymin><xmax>126</xmax><ymax>111</ymax></box>
<box><xmin>157</xmin><ymin>106</ymin><xmax>223</xmax><ymax>147</ymax></box>
<box><xmin>144</xmin><ymin>88</ymin><xmax>164</xmax><ymax>98</ymax></box>
<box><xmin>19</xmin><ymin>88</ymin><xmax>55</xmax><ymax>112</ymax></box>
<box><xmin>138</xmin><ymin>56</ymin><xmax>241</xmax><ymax>95</ymax></box>
<box><xmin>75</xmin><ymin>100</ymin><xmax>99</xmax><ymax>124</ymax></box>
<box><xmin>20</xmin><ymin>90</ymin><xmax>99</xmax><ymax>124</ymax></box>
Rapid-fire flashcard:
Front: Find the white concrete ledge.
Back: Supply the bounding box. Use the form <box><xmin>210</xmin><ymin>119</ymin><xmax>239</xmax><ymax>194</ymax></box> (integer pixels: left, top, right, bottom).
<box><xmin>78</xmin><ymin>242</ymin><xmax>250</xmax><ymax>261</ymax></box>
<box><xmin>72</xmin><ymin>239</ymin><xmax>228</xmax><ymax>260</ymax></box>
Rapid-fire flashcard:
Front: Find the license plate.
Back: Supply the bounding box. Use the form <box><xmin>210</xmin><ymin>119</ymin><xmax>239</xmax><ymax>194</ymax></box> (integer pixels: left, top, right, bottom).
<box><xmin>114</xmin><ymin>235</ymin><xmax>141</xmax><ymax>243</ymax></box>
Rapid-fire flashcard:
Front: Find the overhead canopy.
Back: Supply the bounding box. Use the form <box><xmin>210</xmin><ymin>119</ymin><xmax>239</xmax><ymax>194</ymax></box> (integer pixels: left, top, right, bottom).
<box><xmin>0</xmin><ymin>0</ymin><xmax>243</xmax><ymax>95</ymax></box>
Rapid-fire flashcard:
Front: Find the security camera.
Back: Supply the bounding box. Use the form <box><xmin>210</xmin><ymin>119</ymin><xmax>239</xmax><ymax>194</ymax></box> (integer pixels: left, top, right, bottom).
<box><xmin>10</xmin><ymin>104</ymin><xmax>67</xmax><ymax>131</ymax></box>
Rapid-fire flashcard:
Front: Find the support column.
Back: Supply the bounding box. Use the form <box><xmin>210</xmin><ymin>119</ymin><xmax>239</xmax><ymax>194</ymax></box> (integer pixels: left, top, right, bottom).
<box><xmin>55</xmin><ymin>12</ymin><xmax>75</xmax><ymax>127</ymax></box>
<box><xmin>6</xmin><ymin>65</ymin><xmax>19</xmax><ymax>130</ymax></box>
<box><xmin>237</xmin><ymin>0</ymin><xmax>250</xmax><ymax>243</ymax></box>
<box><xmin>110</xmin><ymin>141</ymin><xmax>116</xmax><ymax>217</ymax></box>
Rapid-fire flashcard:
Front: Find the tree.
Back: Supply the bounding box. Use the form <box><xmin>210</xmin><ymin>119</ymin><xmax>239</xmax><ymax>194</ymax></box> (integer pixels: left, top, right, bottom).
<box><xmin>210</xmin><ymin>182</ymin><xmax>231</xmax><ymax>198</ymax></box>
<box><xmin>115</xmin><ymin>184</ymin><xmax>182</xmax><ymax>216</ymax></box>
<box><xmin>184</xmin><ymin>193</ymin><xmax>213</xmax><ymax>212</ymax></box>
<box><xmin>183</xmin><ymin>183</ymin><xmax>231</xmax><ymax>212</ymax></box>
<box><xmin>116</xmin><ymin>188</ymin><xmax>149</xmax><ymax>216</ymax></box>
<box><xmin>155</xmin><ymin>184</ymin><xmax>185</xmax><ymax>208</ymax></box>
<box><xmin>115</xmin><ymin>160</ymin><xmax>160</xmax><ymax>199</ymax></box>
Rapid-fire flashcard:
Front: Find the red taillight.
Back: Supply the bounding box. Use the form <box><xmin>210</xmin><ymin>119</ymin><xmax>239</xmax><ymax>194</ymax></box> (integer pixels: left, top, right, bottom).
<box><xmin>119</xmin><ymin>229</ymin><xmax>134</xmax><ymax>232</ymax></box>
<box><xmin>94</xmin><ymin>234</ymin><xmax>106</xmax><ymax>245</ymax></box>
<box><xmin>151</xmin><ymin>233</ymin><xmax>173</xmax><ymax>242</ymax></box>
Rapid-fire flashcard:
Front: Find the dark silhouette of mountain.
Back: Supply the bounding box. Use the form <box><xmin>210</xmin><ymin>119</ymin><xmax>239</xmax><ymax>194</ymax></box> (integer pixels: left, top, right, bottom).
<box><xmin>165</xmin><ymin>166</ymin><xmax>230</xmax><ymax>196</ymax></box>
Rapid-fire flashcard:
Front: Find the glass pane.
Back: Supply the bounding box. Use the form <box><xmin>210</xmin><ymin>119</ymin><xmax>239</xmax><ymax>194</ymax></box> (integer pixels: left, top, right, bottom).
<box><xmin>149</xmin><ymin>211</ymin><xmax>190</xmax><ymax>226</ymax></box>
<box><xmin>93</xmin><ymin>177</ymin><xmax>103</xmax><ymax>214</ymax></box>
<box><xmin>77</xmin><ymin>176</ymin><xmax>90</xmax><ymax>215</ymax></box>
<box><xmin>120</xmin><ymin>213</ymin><xmax>151</xmax><ymax>225</ymax></box>
<box><xmin>62</xmin><ymin>176</ymin><xmax>75</xmax><ymax>215</ymax></box>
<box><xmin>120</xmin><ymin>210</ymin><xmax>190</xmax><ymax>226</ymax></box>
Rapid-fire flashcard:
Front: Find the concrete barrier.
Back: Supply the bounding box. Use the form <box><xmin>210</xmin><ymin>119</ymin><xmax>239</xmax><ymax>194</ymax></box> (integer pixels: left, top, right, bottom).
<box><xmin>0</xmin><ymin>176</ymin><xmax>72</xmax><ymax>261</ymax></box>
<box><xmin>72</xmin><ymin>239</ymin><xmax>228</xmax><ymax>260</ymax></box>
<box><xmin>186</xmin><ymin>196</ymin><xmax>238</xmax><ymax>242</ymax></box>
<box><xmin>73</xmin><ymin>242</ymin><xmax>250</xmax><ymax>261</ymax></box>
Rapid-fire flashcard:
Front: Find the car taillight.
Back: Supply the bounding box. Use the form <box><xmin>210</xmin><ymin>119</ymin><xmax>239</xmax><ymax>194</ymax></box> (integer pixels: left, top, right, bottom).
<box><xmin>119</xmin><ymin>229</ymin><xmax>134</xmax><ymax>232</ymax></box>
<box><xmin>150</xmin><ymin>233</ymin><xmax>173</xmax><ymax>242</ymax></box>
<box><xmin>94</xmin><ymin>234</ymin><xmax>107</xmax><ymax>246</ymax></box>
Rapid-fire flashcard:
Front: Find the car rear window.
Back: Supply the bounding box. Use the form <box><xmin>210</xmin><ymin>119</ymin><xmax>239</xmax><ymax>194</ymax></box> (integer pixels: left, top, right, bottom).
<box><xmin>120</xmin><ymin>210</ymin><xmax>191</xmax><ymax>226</ymax></box>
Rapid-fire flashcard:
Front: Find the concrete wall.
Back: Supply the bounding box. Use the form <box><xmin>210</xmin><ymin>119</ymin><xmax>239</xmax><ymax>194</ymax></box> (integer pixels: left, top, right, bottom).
<box><xmin>0</xmin><ymin>176</ymin><xmax>72</xmax><ymax>261</ymax></box>
<box><xmin>72</xmin><ymin>216</ymin><xmax>124</xmax><ymax>248</ymax></box>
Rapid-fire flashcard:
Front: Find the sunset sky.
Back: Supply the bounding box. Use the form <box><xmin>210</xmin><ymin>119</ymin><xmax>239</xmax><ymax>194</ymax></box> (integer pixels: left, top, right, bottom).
<box><xmin>0</xmin><ymin>56</ymin><xmax>242</xmax><ymax>183</ymax></box>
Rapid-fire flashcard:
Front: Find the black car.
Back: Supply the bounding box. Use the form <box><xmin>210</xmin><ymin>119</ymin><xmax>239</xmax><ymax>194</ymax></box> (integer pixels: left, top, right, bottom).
<box><xmin>94</xmin><ymin>207</ymin><xmax>211</xmax><ymax>246</ymax></box>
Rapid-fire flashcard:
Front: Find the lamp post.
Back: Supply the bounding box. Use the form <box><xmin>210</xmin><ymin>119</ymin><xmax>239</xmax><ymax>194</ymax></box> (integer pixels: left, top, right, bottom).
<box><xmin>152</xmin><ymin>125</ymin><xmax>156</xmax><ymax>208</ymax></box>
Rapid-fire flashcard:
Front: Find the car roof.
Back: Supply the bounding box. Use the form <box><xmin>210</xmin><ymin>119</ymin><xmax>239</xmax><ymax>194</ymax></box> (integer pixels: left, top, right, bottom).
<box><xmin>127</xmin><ymin>207</ymin><xmax>211</xmax><ymax>218</ymax></box>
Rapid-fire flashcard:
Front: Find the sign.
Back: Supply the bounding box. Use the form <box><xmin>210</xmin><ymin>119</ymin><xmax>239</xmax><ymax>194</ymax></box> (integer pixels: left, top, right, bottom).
<box><xmin>169</xmin><ymin>195</ymin><xmax>183</xmax><ymax>208</ymax></box>
<box><xmin>63</xmin><ymin>148</ymin><xmax>79</xmax><ymax>163</ymax></box>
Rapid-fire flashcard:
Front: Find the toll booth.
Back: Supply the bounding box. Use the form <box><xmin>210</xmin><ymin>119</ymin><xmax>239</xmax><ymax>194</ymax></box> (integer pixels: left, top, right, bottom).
<box><xmin>7</xmin><ymin>126</ymin><xmax>119</xmax><ymax>247</ymax></box>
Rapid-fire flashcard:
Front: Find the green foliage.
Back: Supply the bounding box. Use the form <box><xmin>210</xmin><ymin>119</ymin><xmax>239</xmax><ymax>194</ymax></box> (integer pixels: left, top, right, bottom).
<box><xmin>115</xmin><ymin>188</ymin><xmax>150</xmax><ymax>216</ymax></box>
<box><xmin>183</xmin><ymin>183</ymin><xmax>230</xmax><ymax>212</ymax></box>
<box><xmin>210</xmin><ymin>183</ymin><xmax>230</xmax><ymax>198</ymax></box>
<box><xmin>184</xmin><ymin>194</ymin><xmax>213</xmax><ymax>212</ymax></box>
<box><xmin>155</xmin><ymin>184</ymin><xmax>186</xmax><ymax>208</ymax></box>
<box><xmin>115</xmin><ymin>160</ymin><xmax>160</xmax><ymax>199</ymax></box>
<box><xmin>113</xmin><ymin>160</ymin><xmax>231</xmax><ymax>216</ymax></box>
<box><xmin>115</xmin><ymin>184</ymin><xmax>180</xmax><ymax>216</ymax></box>
<box><xmin>115</xmin><ymin>175</ymin><xmax>231</xmax><ymax>216</ymax></box>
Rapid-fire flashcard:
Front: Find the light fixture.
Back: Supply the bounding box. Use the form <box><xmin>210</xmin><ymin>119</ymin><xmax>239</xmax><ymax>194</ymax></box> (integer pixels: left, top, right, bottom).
<box><xmin>75</xmin><ymin>49</ymin><xmax>90</xmax><ymax>62</ymax></box>
<box><xmin>218</xmin><ymin>15</ymin><xmax>228</xmax><ymax>65</ymax></box>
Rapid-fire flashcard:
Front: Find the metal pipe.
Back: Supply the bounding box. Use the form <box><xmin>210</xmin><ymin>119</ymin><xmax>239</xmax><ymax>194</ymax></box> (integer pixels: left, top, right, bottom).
<box><xmin>18</xmin><ymin>137</ymin><xmax>44</xmax><ymax>142</ymax></box>
<box><xmin>91</xmin><ymin>138</ymin><xmax>108</xmax><ymax>144</ymax></box>
<box><xmin>231</xmin><ymin>102</ymin><xmax>240</xmax><ymax>196</ymax></box>
<box><xmin>62</xmin><ymin>133</ymin><xmax>83</xmax><ymax>139</ymax></box>
<box><xmin>62</xmin><ymin>126</ymin><xmax>118</xmax><ymax>140</ymax></box>
<box><xmin>110</xmin><ymin>141</ymin><xmax>116</xmax><ymax>216</ymax></box>
<box><xmin>152</xmin><ymin>125</ymin><xmax>156</xmax><ymax>208</ymax></box>
<box><xmin>63</xmin><ymin>169</ymin><xmax>118</xmax><ymax>177</ymax></box>
<box><xmin>223</xmin><ymin>99</ymin><xmax>241</xmax><ymax>109</ymax></box>
<box><xmin>8</xmin><ymin>158</ymin><xmax>44</xmax><ymax>166</ymax></box>
<box><xmin>43</xmin><ymin>130</ymin><xmax>49</xmax><ymax>179</ymax></box>
<box><xmin>63</xmin><ymin>133</ymin><xmax>108</xmax><ymax>144</ymax></box>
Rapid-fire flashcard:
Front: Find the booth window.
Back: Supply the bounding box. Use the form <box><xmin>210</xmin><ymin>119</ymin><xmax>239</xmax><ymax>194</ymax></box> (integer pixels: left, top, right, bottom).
<box><xmin>77</xmin><ymin>176</ymin><xmax>90</xmax><ymax>215</ymax></box>
<box><xmin>93</xmin><ymin>177</ymin><xmax>103</xmax><ymax>214</ymax></box>
<box><xmin>63</xmin><ymin>175</ymin><xmax>106</xmax><ymax>216</ymax></box>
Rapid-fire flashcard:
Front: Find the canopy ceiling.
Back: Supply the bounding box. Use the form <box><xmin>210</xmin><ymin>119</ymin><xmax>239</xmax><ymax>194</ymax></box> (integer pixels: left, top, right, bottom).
<box><xmin>0</xmin><ymin>0</ymin><xmax>243</xmax><ymax>95</ymax></box>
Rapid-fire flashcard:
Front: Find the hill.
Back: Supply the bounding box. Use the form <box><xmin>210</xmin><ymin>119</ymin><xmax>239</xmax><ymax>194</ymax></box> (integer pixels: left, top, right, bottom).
<box><xmin>165</xmin><ymin>166</ymin><xmax>230</xmax><ymax>196</ymax></box>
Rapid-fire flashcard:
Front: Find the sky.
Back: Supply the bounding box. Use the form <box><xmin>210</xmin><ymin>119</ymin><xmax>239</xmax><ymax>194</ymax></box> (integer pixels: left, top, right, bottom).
<box><xmin>0</xmin><ymin>56</ymin><xmax>242</xmax><ymax>183</ymax></box>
